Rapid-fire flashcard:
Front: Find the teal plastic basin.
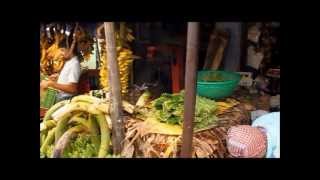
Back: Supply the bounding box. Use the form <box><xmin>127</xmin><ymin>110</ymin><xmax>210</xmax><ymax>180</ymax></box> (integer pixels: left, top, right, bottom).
<box><xmin>197</xmin><ymin>70</ymin><xmax>241</xmax><ymax>100</ymax></box>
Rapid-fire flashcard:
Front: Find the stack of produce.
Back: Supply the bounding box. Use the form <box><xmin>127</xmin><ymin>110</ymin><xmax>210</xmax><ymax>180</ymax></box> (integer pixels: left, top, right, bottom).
<box><xmin>40</xmin><ymin>94</ymin><xmax>135</xmax><ymax>158</ymax></box>
<box><xmin>98</xmin><ymin>23</ymin><xmax>134</xmax><ymax>95</ymax></box>
<box><xmin>122</xmin><ymin>91</ymin><xmax>248</xmax><ymax>158</ymax></box>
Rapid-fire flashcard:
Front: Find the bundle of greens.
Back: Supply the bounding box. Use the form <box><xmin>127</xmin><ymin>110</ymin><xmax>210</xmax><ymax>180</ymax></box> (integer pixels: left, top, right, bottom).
<box><xmin>41</xmin><ymin>134</ymin><xmax>99</xmax><ymax>158</ymax></box>
<box><xmin>63</xmin><ymin>134</ymin><xmax>99</xmax><ymax>158</ymax></box>
<box><xmin>151</xmin><ymin>91</ymin><xmax>218</xmax><ymax>130</ymax></box>
<box><xmin>64</xmin><ymin>134</ymin><xmax>123</xmax><ymax>158</ymax></box>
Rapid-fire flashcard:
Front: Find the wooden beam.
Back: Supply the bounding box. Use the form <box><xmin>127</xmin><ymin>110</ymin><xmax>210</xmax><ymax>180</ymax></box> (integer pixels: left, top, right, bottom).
<box><xmin>104</xmin><ymin>22</ymin><xmax>125</xmax><ymax>154</ymax></box>
<box><xmin>180</xmin><ymin>22</ymin><xmax>199</xmax><ymax>158</ymax></box>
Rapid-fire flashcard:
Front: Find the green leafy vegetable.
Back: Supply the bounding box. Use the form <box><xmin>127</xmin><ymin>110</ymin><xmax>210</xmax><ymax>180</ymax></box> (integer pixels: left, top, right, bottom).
<box><xmin>151</xmin><ymin>90</ymin><xmax>218</xmax><ymax>130</ymax></box>
<box><xmin>63</xmin><ymin>134</ymin><xmax>99</xmax><ymax>158</ymax></box>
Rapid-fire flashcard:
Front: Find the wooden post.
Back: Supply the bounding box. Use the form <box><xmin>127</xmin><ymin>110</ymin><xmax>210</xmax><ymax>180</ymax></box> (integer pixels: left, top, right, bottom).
<box><xmin>180</xmin><ymin>22</ymin><xmax>199</xmax><ymax>158</ymax></box>
<box><xmin>104</xmin><ymin>22</ymin><xmax>125</xmax><ymax>154</ymax></box>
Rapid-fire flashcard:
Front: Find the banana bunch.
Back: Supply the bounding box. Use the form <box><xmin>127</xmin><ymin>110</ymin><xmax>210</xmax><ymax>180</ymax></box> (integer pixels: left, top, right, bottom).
<box><xmin>40</xmin><ymin>94</ymin><xmax>135</xmax><ymax>158</ymax></box>
<box><xmin>40</xmin><ymin>31</ymin><xmax>65</xmax><ymax>75</ymax></box>
<box><xmin>118</xmin><ymin>47</ymin><xmax>133</xmax><ymax>94</ymax></box>
<box><xmin>40</xmin><ymin>23</ymin><xmax>95</xmax><ymax>75</ymax></box>
<box><xmin>98</xmin><ymin>24</ymin><xmax>135</xmax><ymax>95</ymax></box>
<box><xmin>99</xmin><ymin>47</ymin><xmax>133</xmax><ymax>95</ymax></box>
<box><xmin>41</xmin><ymin>43</ymin><xmax>65</xmax><ymax>75</ymax></box>
<box><xmin>98</xmin><ymin>40</ymin><xmax>108</xmax><ymax>88</ymax></box>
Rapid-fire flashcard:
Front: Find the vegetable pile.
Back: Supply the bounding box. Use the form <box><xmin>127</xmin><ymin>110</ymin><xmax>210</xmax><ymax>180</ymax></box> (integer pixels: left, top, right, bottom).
<box><xmin>151</xmin><ymin>91</ymin><xmax>218</xmax><ymax>130</ymax></box>
<box><xmin>41</xmin><ymin>90</ymin><xmax>247</xmax><ymax>158</ymax></box>
<box><xmin>122</xmin><ymin>91</ymin><xmax>247</xmax><ymax>158</ymax></box>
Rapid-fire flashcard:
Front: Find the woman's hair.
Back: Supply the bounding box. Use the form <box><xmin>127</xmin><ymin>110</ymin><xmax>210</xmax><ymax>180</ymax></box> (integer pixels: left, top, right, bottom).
<box><xmin>58</xmin><ymin>38</ymin><xmax>78</xmax><ymax>56</ymax></box>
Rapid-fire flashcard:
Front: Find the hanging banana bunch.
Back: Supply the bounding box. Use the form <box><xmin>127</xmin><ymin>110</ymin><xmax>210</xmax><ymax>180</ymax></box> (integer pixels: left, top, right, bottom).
<box><xmin>98</xmin><ymin>38</ymin><xmax>108</xmax><ymax>89</ymax></box>
<box><xmin>40</xmin><ymin>24</ymin><xmax>65</xmax><ymax>75</ymax></box>
<box><xmin>98</xmin><ymin>23</ymin><xmax>135</xmax><ymax>95</ymax></box>
<box><xmin>116</xmin><ymin>46</ymin><xmax>133</xmax><ymax>95</ymax></box>
<box><xmin>40</xmin><ymin>23</ymin><xmax>95</xmax><ymax>76</ymax></box>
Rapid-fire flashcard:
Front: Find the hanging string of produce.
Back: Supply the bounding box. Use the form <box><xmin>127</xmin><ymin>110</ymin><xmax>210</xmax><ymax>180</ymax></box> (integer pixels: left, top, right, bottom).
<box><xmin>97</xmin><ymin>22</ymin><xmax>135</xmax><ymax>95</ymax></box>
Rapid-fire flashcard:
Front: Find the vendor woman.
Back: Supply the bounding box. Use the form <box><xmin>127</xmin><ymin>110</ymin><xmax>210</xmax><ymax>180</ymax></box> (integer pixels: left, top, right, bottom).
<box><xmin>226</xmin><ymin>112</ymin><xmax>280</xmax><ymax>158</ymax></box>
<box><xmin>40</xmin><ymin>34</ymin><xmax>80</xmax><ymax>102</ymax></box>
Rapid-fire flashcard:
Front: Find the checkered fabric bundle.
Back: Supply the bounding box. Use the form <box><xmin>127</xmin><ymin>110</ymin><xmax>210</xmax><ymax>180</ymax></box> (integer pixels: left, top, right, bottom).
<box><xmin>227</xmin><ymin>125</ymin><xmax>267</xmax><ymax>158</ymax></box>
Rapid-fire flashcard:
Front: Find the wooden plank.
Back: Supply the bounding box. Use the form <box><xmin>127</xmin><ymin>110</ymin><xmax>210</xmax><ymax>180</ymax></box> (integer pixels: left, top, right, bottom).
<box><xmin>203</xmin><ymin>29</ymin><xmax>221</xmax><ymax>69</ymax></box>
<box><xmin>203</xmin><ymin>29</ymin><xmax>229</xmax><ymax>70</ymax></box>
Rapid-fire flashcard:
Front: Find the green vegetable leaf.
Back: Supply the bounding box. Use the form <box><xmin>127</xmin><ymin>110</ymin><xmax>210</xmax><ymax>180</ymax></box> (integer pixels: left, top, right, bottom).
<box><xmin>150</xmin><ymin>90</ymin><xmax>218</xmax><ymax>130</ymax></box>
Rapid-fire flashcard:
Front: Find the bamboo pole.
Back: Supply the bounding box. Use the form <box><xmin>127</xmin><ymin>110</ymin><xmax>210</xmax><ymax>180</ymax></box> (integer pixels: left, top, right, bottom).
<box><xmin>104</xmin><ymin>22</ymin><xmax>125</xmax><ymax>154</ymax></box>
<box><xmin>180</xmin><ymin>22</ymin><xmax>199</xmax><ymax>158</ymax></box>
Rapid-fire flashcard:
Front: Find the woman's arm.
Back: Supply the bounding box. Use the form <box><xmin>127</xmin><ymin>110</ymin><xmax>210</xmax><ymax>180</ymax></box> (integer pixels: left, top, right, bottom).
<box><xmin>41</xmin><ymin>80</ymin><xmax>78</xmax><ymax>94</ymax></box>
<box><xmin>49</xmin><ymin>81</ymin><xmax>78</xmax><ymax>94</ymax></box>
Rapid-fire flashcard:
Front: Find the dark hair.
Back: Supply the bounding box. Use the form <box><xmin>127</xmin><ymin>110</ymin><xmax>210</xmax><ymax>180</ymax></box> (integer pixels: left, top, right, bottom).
<box><xmin>58</xmin><ymin>38</ymin><xmax>78</xmax><ymax>55</ymax></box>
<box><xmin>58</xmin><ymin>39</ymin><xmax>68</xmax><ymax>49</ymax></box>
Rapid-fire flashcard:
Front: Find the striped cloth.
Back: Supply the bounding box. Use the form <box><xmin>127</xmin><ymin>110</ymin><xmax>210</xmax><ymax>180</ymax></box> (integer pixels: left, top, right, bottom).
<box><xmin>227</xmin><ymin>125</ymin><xmax>267</xmax><ymax>158</ymax></box>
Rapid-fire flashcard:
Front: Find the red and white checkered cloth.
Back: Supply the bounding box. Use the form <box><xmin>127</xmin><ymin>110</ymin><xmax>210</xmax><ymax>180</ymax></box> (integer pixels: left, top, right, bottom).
<box><xmin>227</xmin><ymin>125</ymin><xmax>267</xmax><ymax>158</ymax></box>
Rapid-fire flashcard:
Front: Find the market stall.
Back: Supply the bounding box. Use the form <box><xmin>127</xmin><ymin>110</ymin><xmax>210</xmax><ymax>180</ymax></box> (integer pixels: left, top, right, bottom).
<box><xmin>40</xmin><ymin>22</ymin><xmax>280</xmax><ymax>158</ymax></box>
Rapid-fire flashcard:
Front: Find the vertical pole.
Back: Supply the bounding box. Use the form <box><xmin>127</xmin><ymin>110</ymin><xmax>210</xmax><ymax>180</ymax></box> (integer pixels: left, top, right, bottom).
<box><xmin>120</xmin><ymin>22</ymin><xmax>126</xmax><ymax>47</ymax></box>
<box><xmin>180</xmin><ymin>22</ymin><xmax>199</xmax><ymax>158</ymax></box>
<box><xmin>95</xmin><ymin>38</ymin><xmax>100</xmax><ymax>69</ymax></box>
<box><xmin>104</xmin><ymin>22</ymin><xmax>125</xmax><ymax>154</ymax></box>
